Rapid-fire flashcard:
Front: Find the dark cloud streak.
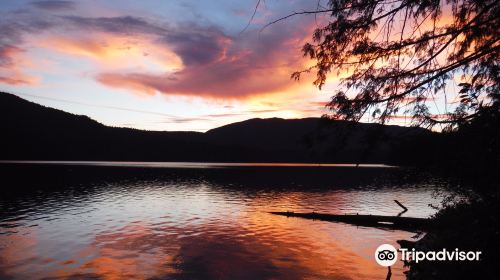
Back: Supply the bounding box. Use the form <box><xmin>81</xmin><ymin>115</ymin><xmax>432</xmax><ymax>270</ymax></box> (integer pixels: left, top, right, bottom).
<box><xmin>61</xmin><ymin>15</ymin><xmax>167</xmax><ymax>35</ymax></box>
<box><xmin>162</xmin><ymin>25</ymin><xmax>229</xmax><ymax>65</ymax></box>
<box><xmin>30</xmin><ymin>1</ymin><xmax>75</xmax><ymax>11</ymax></box>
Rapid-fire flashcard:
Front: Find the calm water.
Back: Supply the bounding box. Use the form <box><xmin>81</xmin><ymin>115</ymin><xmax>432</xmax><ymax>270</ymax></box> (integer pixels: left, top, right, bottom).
<box><xmin>0</xmin><ymin>162</ymin><xmax>449</xmax><ymax>280</ymax></box>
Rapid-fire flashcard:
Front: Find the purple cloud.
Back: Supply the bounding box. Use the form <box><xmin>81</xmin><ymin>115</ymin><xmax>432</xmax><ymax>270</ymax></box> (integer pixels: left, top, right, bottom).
<box><xmin>30</xmin><ymin>1</ymin><xmax>75</xmax><ymax>11</ymax></box>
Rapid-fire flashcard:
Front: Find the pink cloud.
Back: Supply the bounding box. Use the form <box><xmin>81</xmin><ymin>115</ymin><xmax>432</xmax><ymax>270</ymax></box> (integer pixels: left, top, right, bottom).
<box><xmin>0</xmin><ymin>45</ymin><xmax>37</xmax><ymax>85</ymax></box>
<box><xmin>0</xmin><ymin>11</ymin><xmax>317</xmax><ymax>98</ymax></box>
<box><xmin>95</xmin><ymin>21</ymin><xmax>316</xmax><ymax>99</ymax></box>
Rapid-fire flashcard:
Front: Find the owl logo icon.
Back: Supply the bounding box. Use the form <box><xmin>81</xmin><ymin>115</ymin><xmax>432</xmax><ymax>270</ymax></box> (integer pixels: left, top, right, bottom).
<box><xmin>375</xmin><ymin>244</ymin><xmax>398</xmax><ymax>266</ymax></box>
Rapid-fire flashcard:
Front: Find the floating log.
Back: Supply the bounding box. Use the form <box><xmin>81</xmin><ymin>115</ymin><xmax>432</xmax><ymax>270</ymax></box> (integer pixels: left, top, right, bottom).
<box><xmin>394</xmin><ymin>200</ymin><xmax>408</xmax><ymax>211</ymax></box>
<box><xmin>269</xmin><ymin>211</ymin><xmax>433</xmax><ymax>231</ymax></box>
<box><xmin>394</xmin><ymin>200</ymin><xmax>409</xmax><ymax>217</ymax></box>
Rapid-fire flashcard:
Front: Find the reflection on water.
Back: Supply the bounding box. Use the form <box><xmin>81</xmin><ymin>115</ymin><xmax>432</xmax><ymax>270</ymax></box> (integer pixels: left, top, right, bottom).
<box><xmin>0</xmin><ymin>163</ymin><xmax>448</xmax><ymax>280</ymax></box>
<box><xmin>0</xmin><ymin>160</ymin><xmax>397</xmax><ymax>168</ymax></box>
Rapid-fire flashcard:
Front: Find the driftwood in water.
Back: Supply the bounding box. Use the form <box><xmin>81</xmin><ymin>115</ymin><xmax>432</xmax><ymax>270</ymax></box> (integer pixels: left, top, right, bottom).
<box><xmin>269</xmin><ymin>211</ymin><xmax>432</xmax><ymax>231</ymax></box>
<box><xmin>394</xmin><ymin>200</ymin><xmax>408</xmax><ymax>217</ymax></box>
<box><xmin>394</xmin><ymin>200</ymin><xmax>408</xmax><ymax>212</ymax></box>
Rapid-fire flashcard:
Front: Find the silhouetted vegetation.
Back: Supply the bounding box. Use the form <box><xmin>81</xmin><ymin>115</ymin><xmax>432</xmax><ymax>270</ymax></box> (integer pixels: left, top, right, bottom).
<box><xmin>0</xmin><ymin>92</ymin><xmax>433</xmax><ymax>164</ymax></box>
<box><xmin>398</xmin><ymin>195</ymin><xmax>500</xmax><ymax>279</ymax></box>
<box><xmin>392</xmin><ymin>103</ymin><xmax>500</xmax><ymax>190</ymax></box>
<box><xmin>388</xmin><ymin>104</ymin><xmax>500</xmax><ymax>279</ymax></box>
<box><xmin>282</xmin><ymin>0</ymin><xmax>499</xmax><ymax>129</ymax></box>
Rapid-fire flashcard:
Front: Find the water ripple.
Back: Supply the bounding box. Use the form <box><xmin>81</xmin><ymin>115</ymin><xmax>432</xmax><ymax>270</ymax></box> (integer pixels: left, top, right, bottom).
<box><xmin>0</xmin><ymin>166</ymin><xmax>451</xmax><ymax>280</ymax></box>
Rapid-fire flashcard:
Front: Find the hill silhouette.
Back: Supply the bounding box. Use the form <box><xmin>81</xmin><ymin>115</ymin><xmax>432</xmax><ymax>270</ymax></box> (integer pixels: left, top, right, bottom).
<box><xmin>0</xmin><ymin>92</ymin><xmax>433</xmax><ymax>163</ymax></box>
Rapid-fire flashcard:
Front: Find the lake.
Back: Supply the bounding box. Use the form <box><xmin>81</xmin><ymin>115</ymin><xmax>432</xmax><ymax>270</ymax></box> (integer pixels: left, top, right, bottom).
<box><xmin>0</xmin><ymin>162</ymin><xmax>450</xmax><ymax>280</ymax></box>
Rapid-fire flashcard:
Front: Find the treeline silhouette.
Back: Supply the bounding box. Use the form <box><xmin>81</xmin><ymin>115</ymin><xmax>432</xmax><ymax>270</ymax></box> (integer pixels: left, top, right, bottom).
<box><xmin>1</xmin><ymin>92</ymin><xmax>435</xmax><ymax>163</ymax></box>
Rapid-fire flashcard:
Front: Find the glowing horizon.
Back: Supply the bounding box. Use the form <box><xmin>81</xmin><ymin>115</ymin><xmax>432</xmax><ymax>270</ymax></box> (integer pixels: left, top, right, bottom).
<box><xmin>0</xmin><ymin>0</ymin><xmax>455</xmax><ymax>132</ymax></box>
<box><xmin>0</xmin><ymin>1</ymin><xmax>334</xmax><ymax>131</ymax></box>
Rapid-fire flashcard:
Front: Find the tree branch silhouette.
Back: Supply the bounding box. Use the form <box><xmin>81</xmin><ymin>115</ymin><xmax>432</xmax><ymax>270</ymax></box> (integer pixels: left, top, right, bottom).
<box><xmin>258</xmin><ymin>0</ymin><xmax>499</xmax><ymax>129</ymax></box>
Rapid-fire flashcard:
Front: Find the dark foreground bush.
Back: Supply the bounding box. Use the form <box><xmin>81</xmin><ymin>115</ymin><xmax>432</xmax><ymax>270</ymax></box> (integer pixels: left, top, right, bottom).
<box><xmin>401</xmin><ymin>195</ymin><xmax>500</xmax><ymax>279</ymax></box>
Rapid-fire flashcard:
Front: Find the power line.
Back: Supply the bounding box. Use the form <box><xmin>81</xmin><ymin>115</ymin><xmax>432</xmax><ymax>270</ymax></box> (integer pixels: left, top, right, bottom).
<box><xmin>11</xmin><ymin>92</ymin><xmax>176</xmax><ymax>118</ymax></box>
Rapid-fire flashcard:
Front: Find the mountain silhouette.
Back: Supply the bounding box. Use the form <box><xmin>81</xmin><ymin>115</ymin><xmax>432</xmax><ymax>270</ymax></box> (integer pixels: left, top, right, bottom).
<box><xmin>0</xmin><ymin>92</ymin><xmax>433</xmax><ymax>163</ymax></box>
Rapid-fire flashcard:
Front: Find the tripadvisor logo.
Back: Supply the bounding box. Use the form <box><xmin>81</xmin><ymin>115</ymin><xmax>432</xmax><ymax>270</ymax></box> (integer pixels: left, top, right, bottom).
<box><xmin>375</xmin><ymin>244</ymin><xmax>398</xmax><ymax>266</ymax></box>
<box><xmin>375</xmin><ymin>244</ymin><xmax>482</xmax><ymax>266</ymax></box>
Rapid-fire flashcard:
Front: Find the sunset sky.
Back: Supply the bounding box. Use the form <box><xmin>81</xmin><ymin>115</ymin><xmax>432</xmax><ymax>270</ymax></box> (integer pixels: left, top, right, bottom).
<box><xmin>0</xmin><ymin>0</ymin><xmax>456</xmax><ymax>131</ymax></box>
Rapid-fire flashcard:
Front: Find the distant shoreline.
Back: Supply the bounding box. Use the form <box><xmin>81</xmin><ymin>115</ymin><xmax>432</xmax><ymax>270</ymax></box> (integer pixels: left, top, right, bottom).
<box><xmin>0</xmin><ymin>160</ymin><xmax>398</xmax><ymax>169</ymax></box>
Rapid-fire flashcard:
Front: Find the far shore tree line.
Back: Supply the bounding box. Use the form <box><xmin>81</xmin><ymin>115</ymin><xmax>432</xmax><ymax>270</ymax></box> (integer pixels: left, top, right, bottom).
<box><xmin>251</xmin><ymin>0</ymin><xmax>499</xmax><ymax>183</ymax></box>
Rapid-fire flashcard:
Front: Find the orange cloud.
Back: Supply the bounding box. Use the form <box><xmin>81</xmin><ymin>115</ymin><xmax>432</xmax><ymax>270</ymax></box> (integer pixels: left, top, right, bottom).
<box><xmin>96</xmin><ymin>63</ymin><xmax>299</xmax><ymax>99</ymax></box>
<box><xmin>38</xmin><ymin>34</ymin><xmax>183</xmax><ymax>72</ymax></box>
<box><xmin>44</xmin><ymin>37</ymin><xmax>110</xmax><ymax>58</ymax></box>
<box><xmin>0</xmin><ymin>45</ymin><xmax>38</xmax><ymax>85</ymax></box>
<box><xmin>0</xmin><ymin>75</ymin><xmax>38</xmax><ymax>85</ymax></box>
<box><xmin>95</xmin><ymin>21</ymin><xmax>318</xmax><ymax>99</ymax></box>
